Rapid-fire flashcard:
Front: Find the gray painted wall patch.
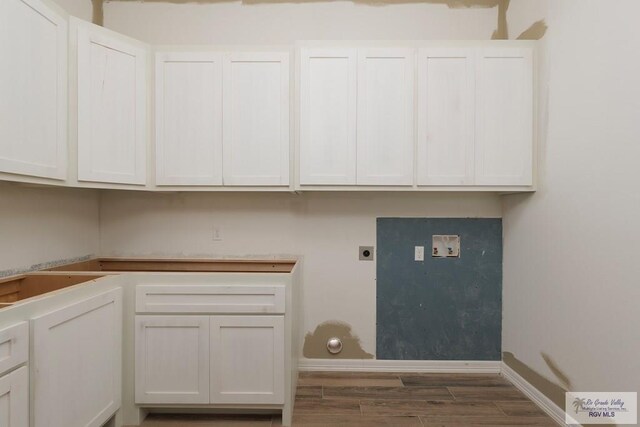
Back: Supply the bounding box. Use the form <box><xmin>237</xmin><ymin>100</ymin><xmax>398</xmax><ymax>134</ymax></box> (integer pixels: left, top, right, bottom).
<box><xmin>376</xmin><ymin>218</ymin><xmax>502</xmax><ymax>361</ymax></box>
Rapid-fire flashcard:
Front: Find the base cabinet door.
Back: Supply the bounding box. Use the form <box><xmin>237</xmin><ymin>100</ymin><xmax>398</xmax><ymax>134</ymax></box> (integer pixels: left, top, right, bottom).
<box><xmin>135</xmin><ymin>315</ymin><xmax>210</xmax><ymax>404</ymax></box>
<box><xmin>32</xmin><ymin>289</ymin><xmax>122</xmax><ymax>427</ymax></box>
<box><xmin>0</xmin><ymin>367</ymin><xmax>28</xmax><ymax>427</ymax></box>
<box><xmin>210</xmin><ymin>315</ymin><xmax>284</xmax><ymax>405</ymax></box>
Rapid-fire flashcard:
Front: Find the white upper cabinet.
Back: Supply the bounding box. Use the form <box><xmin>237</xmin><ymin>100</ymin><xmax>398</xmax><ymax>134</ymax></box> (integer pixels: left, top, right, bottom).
<box><xmin>75</xmin><ymin>19</ymin><xmax>148</xmax><ymax>185</ymax></box>
<box><xmin>222</xmin><ymin>53</ymin><xmax>290</xmax><ymax>186</ymax></box>
<box><xmin>417</xmin><ymin>48</ymin><xmax>475</xmax><ymax>186</ymax></box>
<box><xmin>0</xmin><ymin>0</ymin><xmax>67</xmax><ymax>180</ymax></box>
<box><xmin>475</xmin><ymin>48</ymin><xmax>533</xmax><ymax>186</ymax></box>
<box><xmin>155</xmin><ymin>52</ymin><xmax>223</xmax><ymax>186</ymax></box>
<box><xmin>299</xmin><ymin>48</ymin><xmax>357</xmax><ymax>185</ymax></box>
<box><xmin>357</xmin><ymin>48</ymin><xmax>414</xmax><ymax>186</ymax></box>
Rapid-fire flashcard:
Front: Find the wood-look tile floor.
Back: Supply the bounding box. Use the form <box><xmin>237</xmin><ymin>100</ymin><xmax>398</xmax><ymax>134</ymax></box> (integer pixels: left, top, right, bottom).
<box><xmin>137</xmin><ymin>372</ymin><xmax>557</xmax><ymax>426</ymax></box>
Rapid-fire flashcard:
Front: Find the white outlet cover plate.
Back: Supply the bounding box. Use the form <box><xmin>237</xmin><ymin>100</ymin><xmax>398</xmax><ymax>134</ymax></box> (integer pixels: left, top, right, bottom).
<box><xmin>414</xmin><ymin>246</ymin><xmax>425</xmax><ymax>261</ymax></box>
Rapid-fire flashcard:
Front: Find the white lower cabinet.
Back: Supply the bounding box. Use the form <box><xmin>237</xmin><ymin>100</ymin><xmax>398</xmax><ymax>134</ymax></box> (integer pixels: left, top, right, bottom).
<box><xmin>32</xmin><ymin>288</ymin><xmax>122</xmax><ymax>427</ymax></box>
<box><xmin>136</xmin><ymin>314</ymin><xmax>285</xmax><ymax>405</ymax></box>
<box><xmin>0</xmin><ymin>366</ymin><xmax>29</xmax><ymax>427</ymax></box>
<box><xmin>135</xmin><ymin>316</ymin><xmax>210</xmax><ymax>404</ymax></box>
<box><xmin>210</xmin><ymin>316</ymin><xmax>284</xmax><ymax>404</ymax></box>
<box><xmin>0</xmin><ymin>367</ymin><xmax>28</xmax><ymax>427</ymax></box>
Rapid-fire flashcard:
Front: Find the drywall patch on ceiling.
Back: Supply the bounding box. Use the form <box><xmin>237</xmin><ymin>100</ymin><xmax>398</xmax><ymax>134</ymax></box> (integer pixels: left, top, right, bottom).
<box><xmin>490</xmin><ymin>0</ymin><xmax>509</xmax><ymax>39</ymax></box>
<box><xmin>0</xmin><ymin>254</ymin><xmax>94</xmax><ymax>278</ymax></box>
<box><xmin>516</xmin><ymin>19</ymin><xmax>547</xmax><ymax>40</ymax></box>
<box><xmin>92</xmin><ymin>0</ymin><xmax>104</xmax><ymax>25</ymax></box>
<box><xmin>103</xmin><ymin>0</ymin><xmax>502</xmax><ymax>6</ymax></box>
<box><xmin>303</xmin><ymin>320</ymin><xmax>374</xmax><ymax>359</ymax></box>
<box><xmin>503</xmin><ymin>351</ymin><xmax>569</xmax><ymax>411</ymax></box>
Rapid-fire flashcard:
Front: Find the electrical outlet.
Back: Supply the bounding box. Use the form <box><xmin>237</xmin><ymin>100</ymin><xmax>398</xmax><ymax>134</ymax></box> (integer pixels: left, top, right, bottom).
<box><xmin>359</xmin><ymin>246</ymin><xmax>374</xmax><ymax>261</ymax></box>
<box><xmin>212</xmin><ymin>226</ymin><xmax>223</xmax><ymax>241</ymax></box>
<box><xmin>414</xmin><ymin>246</ymin><xmax>424</xmax><ymax>261</ymax></box>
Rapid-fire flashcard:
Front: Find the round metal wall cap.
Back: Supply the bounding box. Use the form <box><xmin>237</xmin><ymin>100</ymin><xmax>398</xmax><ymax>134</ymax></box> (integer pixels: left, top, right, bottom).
<box><xmin>326</xmin><ymin>337</ymin><xmax>343</xmax><ymax>354</ymax></box>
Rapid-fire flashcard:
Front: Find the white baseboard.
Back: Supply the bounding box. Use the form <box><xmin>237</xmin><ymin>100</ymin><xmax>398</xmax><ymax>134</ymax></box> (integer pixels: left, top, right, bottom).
<box><xmin>299</xmin><ymin>358</ymin><xmax>501</xmax><ymax>373</ymax></box>
<box><xmin>500</xmin><ymin>362</ymin><xmax>569</xmax><ymax>426</ymax></box>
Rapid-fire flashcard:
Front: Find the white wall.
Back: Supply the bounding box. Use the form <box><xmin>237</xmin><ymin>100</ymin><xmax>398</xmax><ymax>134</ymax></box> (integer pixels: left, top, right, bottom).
<box><xmin>98</xmin><ymin>0</ymin><xmax>505</xmax><ymax>357</ymax></box>
<box><xmin>103</xmin><ymin>1</ymin><xmax>500</xmax><ymax>45</ymax></box>
<box><xmin>504</xmin><ymin>0</ymin><xmax>640</xmax><ymax>404</ymax></box>
<box><xmin>100</xmin><ymin>191</ymin><xmax>501</xmax><ymax>355</ymax></box>
<box><xmin>51</xmin><ymin>0</ymin><xmax>92</xmax><ymax>21</ymax></box>
<box><xmin>0</xmin><ymin>183</ymin><xmax>99</xmax><ymax>275</ymax></box>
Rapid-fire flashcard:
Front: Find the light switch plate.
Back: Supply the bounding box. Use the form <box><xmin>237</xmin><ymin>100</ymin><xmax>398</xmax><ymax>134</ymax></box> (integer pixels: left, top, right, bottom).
<box><xmin>432</xmin><ymin>235</ymin><xmax>460</xmax><ymax>258</ymax></box>
<box><xmin>359</xmin><ymin>246</ymin><xmax>374</xmax><ymax>261</ymax></box>
<box><xmin>415</xmin><ymin>246</ymin><xmax>424</xmax><ymax>261</ymax></box>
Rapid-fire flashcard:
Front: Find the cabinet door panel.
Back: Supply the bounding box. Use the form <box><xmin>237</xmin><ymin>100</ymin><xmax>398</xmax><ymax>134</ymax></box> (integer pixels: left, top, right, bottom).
<box><xmin>76</xmin><ymin>20</ymin><xmax>147</xmax><ymax>185</ymax></box>
<box><xmin>475</xmin><ymin>48</ymin><xmax>533</xmax><ymax>185</ymax></box>
<box><xmin>156</xmin><ymin>52</ymin><xmax>223</xmax><ymax>185</ymax></box>
<box><xmin>299</xmin><ymin>48</ymin><xmax>357</xmax><ymax>185</ymax></box>
<box><xmin>210</xmin><ymin>316</ymin><xmax>284</xmax><ymax>404</ymax></box>
<box><xmin>0</xmin><ymin>367</ymin><xmax>28</xmax><ymax>427</ymax></box>
<box><xmin>135</xmin><ymin>315</ymin><xmax>210</xmax><ymax>404</ymax></box>
<box><xmin>357</xmin><ymin>49</ymin><xmax>414</xmax><ymax>186</ymax></box>
<box><xmin>32</xmin><ymin>288</ymin><xmax>122</xmax><ymax>427</ymax></box>
<box><xmin>0</xmin><ymin>0</ymin><xmax>67</xmax><ymax>179</ymax></box>
<box><xmin>0</xmin><ymin>322</ymin><xmax>28</xmax><ymax>377</ymax></box>
<box><xmin>223</xmin><ymin>53</ymin><xmax>289</xmax><ymax>186</ymax></box>
<box><xmin>417</xmin><ymin>49</ymin><xmax>475</xmax><ymax>186</ymax></box>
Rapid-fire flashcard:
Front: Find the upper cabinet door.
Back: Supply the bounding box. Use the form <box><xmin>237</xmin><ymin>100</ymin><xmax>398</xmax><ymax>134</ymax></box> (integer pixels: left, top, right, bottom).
<box><xmin>155</xmin><ymin>52</ymin><xmax>223</xmax><ymax>186</ymax></box>
<box><xmin>299</xmin><ymin>48</ymin><xmax>357</xmax><ymax>185</ymax></box>
<box><xmin>417</xmin><ymin>48</ymin><xmax>475</xmax><ymax>186</ymax></box>
<box><xmin>475</xmin><ymin>48</ymin><xmax>533</xmax><ymax>186</ymax></box>
<box><xmin>0</xmin><ymin>0</ymin><xmax>67</xmax><ymax>180</ymax></box>
<box><xmin>76</xmin><ymin>20</ymin><xmax>147</xmax><ymax>185</ymax></box>
<box><xmin>222</xmin><ymin>52</ymin><xmax>290</xmax><ymax>186</ymax></box>
<box><xmin>357</xmin><ymin>49</ymin><xmax>415</xmax><ymax>186</ymax></box>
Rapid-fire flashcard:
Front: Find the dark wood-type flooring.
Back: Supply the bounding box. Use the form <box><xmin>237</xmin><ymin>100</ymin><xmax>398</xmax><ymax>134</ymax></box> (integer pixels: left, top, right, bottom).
<box><xmin>136</xmin><ymin>372</ymin><xmax>557</xmax><ymax>426</ymax></box>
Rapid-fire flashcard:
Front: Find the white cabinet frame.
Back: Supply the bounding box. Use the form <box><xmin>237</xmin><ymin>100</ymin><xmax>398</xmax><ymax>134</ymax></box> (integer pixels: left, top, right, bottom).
<box><xmin>76</xmin><ymin>19</ymin><xmax>148</xmax><ymax>185</ymax></box>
